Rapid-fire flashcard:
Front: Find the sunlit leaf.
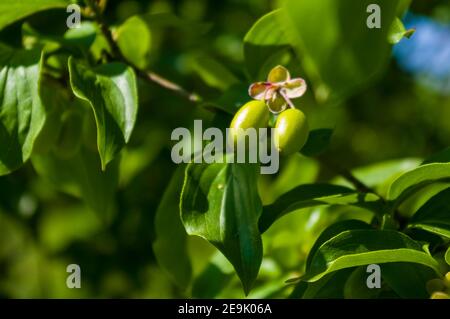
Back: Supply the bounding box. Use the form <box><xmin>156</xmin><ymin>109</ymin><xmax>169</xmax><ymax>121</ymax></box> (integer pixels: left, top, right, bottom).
<box><xmin>68</xmin><ymin>57</ymin><xmax>138</xmax><ymax>170</ymax></box>
<box><xmin>304</xmin><ymin>229</ymin><xmax>440</xmax><ymax>282</ymax></box>
<box><xmin>0</xmin><ymin>44</ymin><xmax>45</xmax><ymax>175</ymax></box>
<box><xmin>116</xmin><ymin>16</ymin><xmax>151</xmax><ymax>69</ymax></box>
<box><xmin>0</xmin><ymin>0</ymin><xmax>68</xmax><ymax>31</ymax></box>
<box><xmin>388</xmin><ymin>17</ymin><xmax>415</xmax><ymax>44</ymax></box>
<box><xmin>180</xmin><ymin>159</ymin><xmax>263</xmax><ymax>294</ymax></box>
<box><xmin>387</xmin><ymin>163</ymin><xmax>450</xmax><ymax>207</ymax></box>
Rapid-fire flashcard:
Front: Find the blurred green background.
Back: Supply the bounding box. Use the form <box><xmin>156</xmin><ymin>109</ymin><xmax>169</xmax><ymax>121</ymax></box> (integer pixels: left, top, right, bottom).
<box><xmin>0</xmin><ymin>0</ymin><xmax>449</xmax><ymax>298</ymax></box>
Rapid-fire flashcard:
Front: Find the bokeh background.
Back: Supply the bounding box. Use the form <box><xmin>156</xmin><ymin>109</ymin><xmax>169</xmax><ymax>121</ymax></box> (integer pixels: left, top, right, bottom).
<box><xmin>0</xmin><ymin>0</ymin><xmax>449</xmax><ymax>298</ymax></box>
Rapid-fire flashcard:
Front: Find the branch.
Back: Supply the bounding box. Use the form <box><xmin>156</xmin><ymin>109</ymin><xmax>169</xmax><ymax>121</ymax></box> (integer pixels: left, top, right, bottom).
<box><xmin>84</xmin><ymin>0</ymin><xmax>201</xmax><ymax>103</ymax></box>
<box><xmin>318</xmin><ymin>156</ymin><xmax>382</xmax><ymax>198</ymax></box>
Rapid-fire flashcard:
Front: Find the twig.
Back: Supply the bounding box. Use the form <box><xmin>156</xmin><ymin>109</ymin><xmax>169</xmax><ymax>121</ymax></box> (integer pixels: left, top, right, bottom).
<box><xmin>318</xmin><ymin>156</ymin><xmax>380</xmax><ymax>196</ymax></box>
<box><xmin>84</xmin><ymin>0</ymin><xmax>201</xmax><ymax>103</ymax></box>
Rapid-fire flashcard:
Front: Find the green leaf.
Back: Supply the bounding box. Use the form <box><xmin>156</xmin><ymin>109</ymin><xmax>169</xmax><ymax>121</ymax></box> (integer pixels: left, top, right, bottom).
<box><xmin>304</xmin><ymin>229</ymin><xmax>440</xmax><ymax>282</ymax></box>
<box><xmin>152</xmin><ymin>166</ymin><xmax>192</xmax><ymax>290</ymax></box>
<box><xmin>382</xmin><ymin>263</ymin><xmax>436</xmax><ymax>298</ymax></box>
<box><xmin>64</xmin><ymin>22</ymin><xmax>97</xmax><ymax>49</ymax></box>
<box><xmin>0</xmin><ymin>0</ymin><xmax>68</xmax><ymax>31</ymax></box>
<box><xmin>0</xmin><ymin>44</ymin><xmax>45</xmax><ymax>175</ymax></box>
<box><xmin>388</xmin><ymin>17</ymin><xmax>415</xmax><ymax>44</ymax></box>
<box><xmin>243</xmin><ymin>10</ymin><xmax>290</xmax><ymax>80</ymax></box>
<box><xmin>137</xmin><ymin>12</ymin><xmax>210</xmax><ymax>32</ymax></box>
<box><xmin>387</xmin><ymin>163</ymin><xmax>450</xmax><ymax>206</ymax></box>
<box><xmin>259</xmin><ymin>184</ymin><xmax>381</xmax><ymax>233</ymax></box>
<box><xmin>201</xmin><ymin>83</ymin><xmax>249</xmax><ymax>115</ymax></box>
<box><xmin>300</xmin><ymin>268</ymin><xmax>355</xmax><ymax>299</ymax></box>
<box><xmin>32</xmin><ymin>80</ymin><xmax>65</xmax><ymax>154</ymax></box>
<box><xmin>422</xmin><ymin>146</ymin><xmax>450</xmax><ymax>165</ymax></box>
<box><xmin>333</xmin><ymin>158</ymin><xmax>421</xmax><ymax>192</ymax></box>
<box><xmin>180</xmin><ymin>160</ymin><xmax>263</xmax><ymax>294</ymax></box>
<box><xmin>300</xmin><ymin>128</ymin><xmax>333</xmax><ymax>157</ymax></box>
<box><xmin>344</xmin><ymin>267</ymin><xmax>381</xmax><ymax>299</ymax></box>
<box><xmin>306</xmin><ymin>220</ymin><xmax>372</xmax><ymax>270</ymax></box>
<box><xmin>32</xmin><ymin>146</ymin><xmax>119</xmax><ymax>221</ymax></box>
<box><xmin>116</xmin><ymin>16</ymin><xmax>151</xmax><ymax>69</ymax></box>
<box><xmin>445</xmin><ymin>247</ymin><xmax>450</xmax><ymax>266</ymax></box>
<box><xmin>408</xmin><ymin>187</ymin><xmax>450</xmax><ymax>238</ymax></box>
<box><xmin>282</xmin><ymin>0</ymin><xmax>399</xmax><ymax>102</ymax></box>
<box><xmin>68</xmin><ymin>57</ymin><xmax>138</xmax><ymax>170</ymax></box>
<box><xmin>192</xmin><ymin>253</ymin><xmax>235</xmax><ymax>298</ymax></box>
<box><xmin>186</xmin><ymin>52</ymin><xmax>239</xmax><ymax>91</ymax></box>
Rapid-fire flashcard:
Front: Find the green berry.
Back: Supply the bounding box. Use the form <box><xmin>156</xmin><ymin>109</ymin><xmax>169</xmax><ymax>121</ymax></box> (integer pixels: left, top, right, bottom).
<box><xmin>431</xmin><ymin>291</ymin><xmax>450</xmax><ymax>299</ymax></box>
<box><xmin>274</xmin><ymin>108</ymin><xmax>309</xmax><ymax>156</ymax></box>
<box><xmin>444</xmin><ymin>272</ymin><xmax>450</xmax><ymax>288</ymax></box>
<box><xmin>229</xmin><ymin>100</ymin><xmax>269</xmax><ymax>145</ymax></box>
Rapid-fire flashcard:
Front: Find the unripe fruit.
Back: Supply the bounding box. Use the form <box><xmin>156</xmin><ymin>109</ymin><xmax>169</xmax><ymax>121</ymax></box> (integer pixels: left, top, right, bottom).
<box><xmin>444</xmin><ymin>272</ymin><xmax>450</xmax><ymax>288</ymax></box>
<box><xmin>274</xmin><ymin>108</ymin><xmax>309</xmax><ymax>156</ymax></box>
<box><xmin>229</xmin><ymin>100</ymin><xmax>269</xmax><ymax>146</ymax></box>
<box><xmin>431</xmin><ymin>291</ymin><xmax>450</xmax><ymax>299</ymax></box>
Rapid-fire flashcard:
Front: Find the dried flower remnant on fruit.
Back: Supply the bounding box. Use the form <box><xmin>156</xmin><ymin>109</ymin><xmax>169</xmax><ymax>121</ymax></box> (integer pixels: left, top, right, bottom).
<box><xmin>248</xmin><ymin>65</ymin><xmax>307</xmax><ymax>113</ymax></box>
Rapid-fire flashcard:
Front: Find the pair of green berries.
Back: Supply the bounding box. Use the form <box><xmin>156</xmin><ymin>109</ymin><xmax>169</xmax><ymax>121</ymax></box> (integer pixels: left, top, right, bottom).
<box><xmin>229</xmin><ymin>100</ymin><xmax>309</xmax><ymax>155</ymax></box>
<box><xmin>427</xmin><ymin>272</ymin><xmax>450</xmax><ymax>299</ymax></box>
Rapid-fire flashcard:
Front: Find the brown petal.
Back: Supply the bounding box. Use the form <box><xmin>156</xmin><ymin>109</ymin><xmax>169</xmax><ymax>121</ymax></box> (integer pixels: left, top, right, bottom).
<box><xmin>284</xmin><ymin>78</ymin><xmax>307</xmax><ymax>98</ymax></box>
<box><xmin>267</xmin><ymin>65</ymin><xmax>291</xmax><ymax>83</ymax></box>
<box><xmin>248</xmin><ymin>82</ymin><xmax>269</xmax><ymax>100</ymax></box>
<box><xmin>266</xmin><ymin>91</ymin><xmax>287</xmax><ymax>114</ymax></box>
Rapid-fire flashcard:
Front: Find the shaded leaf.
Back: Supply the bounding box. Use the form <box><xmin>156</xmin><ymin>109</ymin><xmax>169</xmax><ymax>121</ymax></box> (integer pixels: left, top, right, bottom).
<box><xmin>382</xmin><ymin>263</ymin><xmax>436</xmax><ymax>298</ymax></box>
<box><xmin>259</xmin><ymin>184</ymin><xmax>381</xmax><ymax>233</ymax></box>
<box><xmin>301</xmin><ymin>269</ymin><xmax>354</xmax><ymax>299</ymax></box>
<box><xmin>152</xmin><ymin>166</ymin><xmax>192</xmax><ymax>290</ymax></box>
<box><xmin>68</xmin><ymin>57</ymin><xmax>138</xmax><ymax>170</ymax></box>
<box><xmin>300</xmin><ymin>128</ymin><xmax>333</xmax><ymax>157</ymax></box>
<box><xmin>32</xmin><ymin>146</ymin><xmax>119</xmax><ymax>221</ymax></box>
<box><xmin>283</xmin><ymin>0</ymin><xmax>399</xmax><ymax>102</ymax></box>
<box><xmin>344</xmin><ymin>266</ymin><xmax>381</xmax><ymax>299</ymax></box>
<box><xmin>422</xmin><ymin>146</ymin><xmax>450</xmax><ymax>165</ymax></box>
<box><xmin>409</xmin><ymin>187</ymin><xmax>450</xmax><ymax>238</ymax></box>
<box><xmin>192</xmin><ymin>253</ymin><xmax>235</xmax><ymax>298</ymax></box>
<box><xmin>187</xmin><ymin>52</ymin><xmax>239</xmax><ymax>91</ymax></box>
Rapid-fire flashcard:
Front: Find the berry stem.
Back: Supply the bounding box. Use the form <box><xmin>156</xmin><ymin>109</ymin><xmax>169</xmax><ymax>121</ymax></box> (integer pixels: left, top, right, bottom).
<box><xmin>279</xmin><ymin>89</ymin><xmax>295</xmax><ymax>109</ymax></box>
